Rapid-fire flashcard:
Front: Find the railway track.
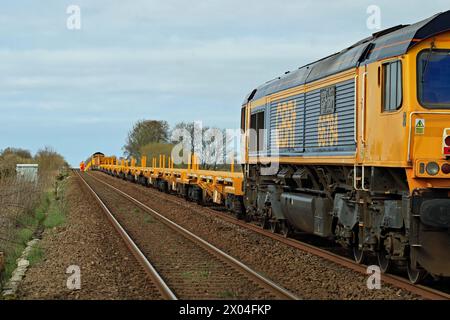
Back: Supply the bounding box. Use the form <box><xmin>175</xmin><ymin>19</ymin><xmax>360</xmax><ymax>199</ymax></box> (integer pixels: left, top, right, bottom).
<box><xmin>76</xmin><ymin>171</ymin><xmax>176</xmax><ymax>300</ymax></box>
<box><xmin>88</xmin><ymin>170</ymin><xmax>450</xmax><ymax>301</ymax></box>
<box><xmin>76</xmin><ymin>171</ymin><xmax>298</xmax><ymax>300</ymax></box>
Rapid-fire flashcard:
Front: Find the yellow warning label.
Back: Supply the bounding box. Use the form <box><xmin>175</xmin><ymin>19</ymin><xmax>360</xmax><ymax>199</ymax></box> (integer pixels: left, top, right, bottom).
<box><xmin>415</xmin><ymin>119</ymin><xmax>425</xmax><ymax>135</ymax></box>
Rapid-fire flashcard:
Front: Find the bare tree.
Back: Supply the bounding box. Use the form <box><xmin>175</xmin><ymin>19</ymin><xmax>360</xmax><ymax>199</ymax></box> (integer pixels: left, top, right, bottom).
<box><xmin>171</xmin><ymin>122</ymin><xmax>233</xmax><ymax>170</ymax></box>
<box><xmin>123</xmin><ymin>120</ymin><xmax>169</xmax><ymax>159</ymax></box>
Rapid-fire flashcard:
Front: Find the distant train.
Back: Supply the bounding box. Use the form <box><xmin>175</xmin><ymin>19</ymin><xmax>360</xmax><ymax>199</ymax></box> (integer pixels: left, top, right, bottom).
<box><xmin>85</xmin><ymin>11</ymin><xmax>450</xmax><ymax>284</ymax></box>
<box><xmin>80</xmin><ymin>152</ymin><xmax>104</xmax><ymax>171</ymax></box>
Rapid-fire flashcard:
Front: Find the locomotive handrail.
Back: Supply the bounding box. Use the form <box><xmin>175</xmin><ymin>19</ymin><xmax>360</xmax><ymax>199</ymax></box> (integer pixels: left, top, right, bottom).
<box><xmin>407</xmin><ymin>111</ymin><xmax>450</xmax><ymax>162</ymax></box>
<box><xmin>353</xmin><ymin>164</ymin><xmax>369</xmax><ymax>191</ymax></box>
<box><xmin>360</xmin><ymin>72</ymin><xmax>367</xmax><ymax>145</ymax></box>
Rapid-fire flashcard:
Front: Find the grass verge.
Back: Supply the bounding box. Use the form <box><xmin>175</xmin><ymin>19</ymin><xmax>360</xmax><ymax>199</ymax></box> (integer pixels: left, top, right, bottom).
<box><xmin>28</xmin><ymin>245</ymin><xmax>44</xmax><ymax>266</ymax></box>
<box><xmin>1</xmin><ymin>180</ymin><xmax>67</xmax><ymax>289</ymax></box>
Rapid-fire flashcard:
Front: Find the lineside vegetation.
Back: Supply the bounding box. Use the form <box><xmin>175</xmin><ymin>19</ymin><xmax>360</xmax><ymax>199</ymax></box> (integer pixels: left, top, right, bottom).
<box><xmin>0</xmin><ymin>147</ymin><xmax>68</xmax><ymax>291</ymax></box>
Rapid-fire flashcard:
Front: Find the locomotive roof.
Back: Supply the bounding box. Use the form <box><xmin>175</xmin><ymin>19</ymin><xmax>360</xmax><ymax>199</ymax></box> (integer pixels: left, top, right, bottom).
<box><xmin>245</xmin><ymin>10</ymin><xmax>450</xmax><ymax>104</ymax></box>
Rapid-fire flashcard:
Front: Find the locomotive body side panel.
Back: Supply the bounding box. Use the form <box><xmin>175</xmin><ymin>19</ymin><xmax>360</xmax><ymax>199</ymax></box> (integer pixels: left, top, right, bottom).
<box><xmin>304</xmin><ymin>78</ymin><xmax>356</xmax><ymax>155</ymax></box>
<box><xmin>268</xmin><ymin>92</ymin><xmax>305</xmax><ymax>156</ymax></box>
<box><xmin>248</xmin><ymin>71</ymin><xmax>357</xmax><ymax>163</ymax></box>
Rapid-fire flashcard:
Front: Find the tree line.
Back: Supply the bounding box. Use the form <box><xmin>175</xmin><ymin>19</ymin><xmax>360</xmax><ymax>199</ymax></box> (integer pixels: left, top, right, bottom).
<box><xmin>122</xmin><ymin>120</ymin><xmax>236</xmax><ymax>171</ymax></box>
<box><xmin>0</xmin><ymin>146</ymin><xmax>68</xmax><ymax>179</ymax></box>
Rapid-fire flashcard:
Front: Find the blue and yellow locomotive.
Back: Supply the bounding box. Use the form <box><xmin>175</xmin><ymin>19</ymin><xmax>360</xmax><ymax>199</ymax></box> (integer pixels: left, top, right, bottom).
<box><xmin>240</xmin><ymin>11</ymin><xmax>450</xmax><ymax>283</ymax></box>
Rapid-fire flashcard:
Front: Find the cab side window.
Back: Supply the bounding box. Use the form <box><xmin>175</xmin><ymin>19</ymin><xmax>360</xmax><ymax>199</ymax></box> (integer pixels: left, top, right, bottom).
<box><xmin>382</xmin><ymin>60</ymin><xmax>402</xmax><ymax>112</ymax></box>
<box><xmin>241</xmin><ymin>107</ymin><xmax>246</xmax><ymax>131</ymax></box>
<box><xmin>249</xmin><ymin>111</ymin><xmax>265</xmax><ymax>151</ymax></box>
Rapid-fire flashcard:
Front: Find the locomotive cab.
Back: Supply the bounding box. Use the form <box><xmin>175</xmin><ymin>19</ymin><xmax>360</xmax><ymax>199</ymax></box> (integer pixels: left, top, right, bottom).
<box><xmin>404</xmin><ymin>34</ymin><xmax>450</xmax><ymax>280</ymax></box>
<box><xmin>362</xmin><ymin>30</ymin><xmax>450</xmax><ymax>281</ymax></box>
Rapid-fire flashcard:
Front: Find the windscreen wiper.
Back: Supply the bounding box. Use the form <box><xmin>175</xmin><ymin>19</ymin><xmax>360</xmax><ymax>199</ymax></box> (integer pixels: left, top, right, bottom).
<box><xmin>421</xmin><ymin>40</ymin><xmax>436</xmax><ymax>83</ymax></box>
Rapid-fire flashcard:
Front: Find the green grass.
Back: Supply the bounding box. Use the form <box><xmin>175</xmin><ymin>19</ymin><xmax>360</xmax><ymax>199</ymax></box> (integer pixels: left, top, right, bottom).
<box><xmin>43</xmin><ymin>209</ymin><xmax>65</xmax><ymax>228</ymax></box>
<box><xmin>181</xmin><ymin>271</ymin><xmax>194</xmax><ymax>279</ymax></box>
<box><xmin>2</xmin><ymin>226</ymin><xmax>36</xmax><ymax>283</ymax></box>
<box><xmin>42</xmin><ymin>191</ymin><xmax>66</xmax><ymax>229</ymax></box>
<box><xmin>17</xmin><ymin>228</ymin><xmax>34</xmax><ymax>245</ymax></box>
<box><xmin>181</xmin><ymin>269</ymin><xmax>211</xmax><ymax>282</ymax></box>
<box><xmin>143</xmin><ymin>215</ymin><xmax>155</xmax><ymax>224</ymax></box>
<box><xmin>28</xmin><ymin>245</ymin><xmax>44</xmax><ymax>266</ymax></box>
<box><xmin>1</xmin><ymin>186</ymin><xmax>66</xmax><ymax>287</ymax></box>
<box><xmin>198</xmin><ymin>270</ymin><xmax>211</xmax><ymax>279</ymax></box>
<box><xmin>218</xmin><ymin>290</ymin><xmax>239</xmax><ymax>299</ymax></box>
<box><xmin>35</xmin><ymin>210</ymin><xmax>46</xmax><ymax>223</ymax></box>
<box><xmin>36</xmin><ymin>192</ymin><xmax>51</xmax><ymax>217</ymax></box>
<box><xmin>17</xmin><ymin>211</ymin><xmax>38</xmax><ymax>230</ymax></box>
<box><xmin>2</xmin><ymin>244</ymin><xmax>25</xmax><ymax>283</ymax></box>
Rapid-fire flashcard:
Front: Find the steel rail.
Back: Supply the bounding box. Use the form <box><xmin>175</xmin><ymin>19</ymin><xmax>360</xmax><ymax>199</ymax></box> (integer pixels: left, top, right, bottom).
<box><xmin>203</xmin><ymin>210</ymin><xmax>450</xmax><ymax>300</ymax></box>
<box><xmin>90</xmin><ymin>171</ymin><xmax>450</xmax><ymax>301</ymax></box>
<box><xmin>192</xmin><ymin>204</ymin><xmax>450</xmax><ymax>301</ymax></box>
<box><xmin>86</xmin><ymin>172</ymin><xmax>299</xmax><ymax>300</ymax></box>
<box><xmin>75</xmin><ymin>171</ymin><xmax>177</xmax><ymax>300</ymax></box>
<box><xmin>211</xmin><ymin>213</ymin><xmax>450</xmax><ymax>301</ymax></box>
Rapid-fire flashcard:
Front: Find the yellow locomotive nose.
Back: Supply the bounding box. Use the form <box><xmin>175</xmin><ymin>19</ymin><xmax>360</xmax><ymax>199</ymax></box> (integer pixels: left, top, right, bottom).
<box><xmin>413</xmin><ymin>128</ymin><xmax>450</xmax><ymax>180</ymax></box>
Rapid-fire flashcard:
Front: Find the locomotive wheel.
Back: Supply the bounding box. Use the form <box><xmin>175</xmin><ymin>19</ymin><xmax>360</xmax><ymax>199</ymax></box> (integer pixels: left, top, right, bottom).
<box><xmin>280</xmin><ymin>221</ymin><xmax>291</xmax><ymax>238</ymax></box>
<box><xmin>352</xmin><ymin>231</ymin><xmax>367</xmax><ymax>264</ymax></box>
<box><xmin>353</xmin><ymin>246</ymin><xmax>367</xmax><ymax>264</ymax></box>
<box><xmin>377</xmin><ymin>250</ymin><xmax>392</xmax><ymax>274</ymax></box>
<box><xmin>258</xmin><ymin>217</ymin><xmax>269</xmax><ymax>229</ymax></box>
<box><xmin>407</xmin><ymin>259</ymin><xmax>427</xmax><ymax>284</ymax></box>
<box><xmin>269</xmin><ymin>221</ymin><xmax>279</xmax><ymax>233</ymax></box>
<box><xmin>377</xmin><ymin>239</ymin><xmax>392</xmax><ymax>273</ymax></box>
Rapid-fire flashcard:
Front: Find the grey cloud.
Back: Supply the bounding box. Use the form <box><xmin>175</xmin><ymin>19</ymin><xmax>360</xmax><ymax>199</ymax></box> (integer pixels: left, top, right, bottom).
<box><xmin>1</xmin><ymin>0</ymin><xmax>450</xmax><ymax>166</ymax></box>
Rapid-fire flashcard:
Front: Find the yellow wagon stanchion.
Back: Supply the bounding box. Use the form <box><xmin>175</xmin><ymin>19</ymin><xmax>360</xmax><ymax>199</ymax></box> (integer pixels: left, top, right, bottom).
<box><xmin>91</xmin><ymin>151</ymin><xmax>244</xmax><ymax>208</ymax></box>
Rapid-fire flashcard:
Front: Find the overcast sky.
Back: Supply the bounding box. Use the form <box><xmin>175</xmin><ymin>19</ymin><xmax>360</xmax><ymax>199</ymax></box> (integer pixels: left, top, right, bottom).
<box><xmin>1</xmin><ymin>1</ymin><xmax>449</xmax><ymax>166</ymax></box>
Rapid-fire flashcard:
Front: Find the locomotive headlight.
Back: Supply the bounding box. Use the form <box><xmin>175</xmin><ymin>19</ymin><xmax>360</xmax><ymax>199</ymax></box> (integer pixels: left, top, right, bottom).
<box><xmin>426</xmin><ymin>162</ymin><xmax>440</xmax><ymax>176</ymax></box>
<box><xmin>442</xmin><ymin>163</ymin><xmax>450</xmax><ymax>174</ymax></box>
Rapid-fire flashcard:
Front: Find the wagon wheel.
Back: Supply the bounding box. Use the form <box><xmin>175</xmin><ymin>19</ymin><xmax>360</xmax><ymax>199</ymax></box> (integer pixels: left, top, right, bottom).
<box><xmin>232</xmin><ymin>198</ymin><xmax>245</xmax><ymax>220</ymax></box>
<box><xmin>235</xmin><ymin>210</ymin><xmax>245</xmax><ymax>220</ymax></box>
